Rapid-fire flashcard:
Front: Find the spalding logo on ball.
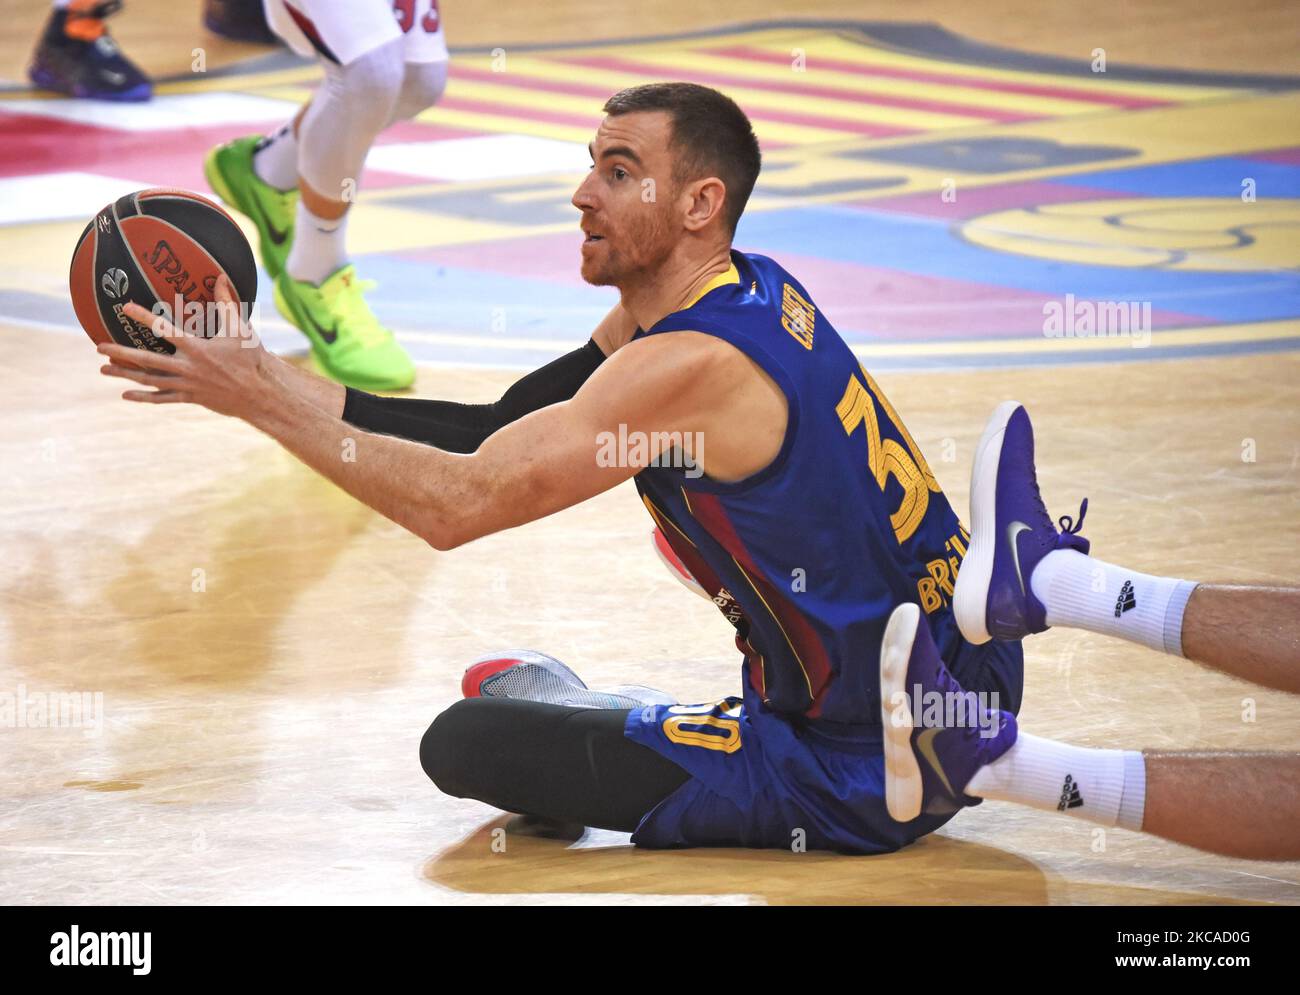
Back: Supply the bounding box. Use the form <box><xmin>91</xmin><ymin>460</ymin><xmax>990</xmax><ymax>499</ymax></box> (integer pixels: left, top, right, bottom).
<box><xmin>70</xmin><ymin>188</ymin><xmax>257</xmax><ymax>353</ymax></box>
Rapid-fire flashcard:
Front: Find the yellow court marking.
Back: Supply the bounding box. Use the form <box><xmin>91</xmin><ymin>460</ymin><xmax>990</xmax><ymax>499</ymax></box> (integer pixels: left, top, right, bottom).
<box><xmin>523</xmin><ymin>50</ymin><xmax>993</xmax><ymax>130</ymax></box>
<box><xmin>962</xmin><ymin>198</ymin><xmax>1300</xmax><ymax>271</ymax></box>
<box><xmin>803</xmin><ymin>35</ymin><xmax>1245</xmax><ymax>103</ymax></box>
<box><xmin>606</xmin><ymin>47</ymin><xmax>1121</xmax><ymax>119</ymax></box>
<box><xmin>748</xmin><ymin>90</ymin><xmax>1300</xmax><ymax>208</ymax></box>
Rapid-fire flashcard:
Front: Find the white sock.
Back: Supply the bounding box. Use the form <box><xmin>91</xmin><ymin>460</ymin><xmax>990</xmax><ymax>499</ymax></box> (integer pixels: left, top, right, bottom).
<box><xmin>252</xmin><ymin>123</ymin><xmax>300</xmax><ymax>193</ymax></box>
<box><xmin>285</xmin><ymin>202</ymin><xmax>348</xmax><ymax>286</ymax></box>
<box><xmin>967</xmin><ymin>732</ymin><xmax>1146</xmax><ymax>830</ymax></box>
<box><xmin>1030</xmin><ymin>549</ymin><xmax>1198</xmax><ymax>656</ymax></box>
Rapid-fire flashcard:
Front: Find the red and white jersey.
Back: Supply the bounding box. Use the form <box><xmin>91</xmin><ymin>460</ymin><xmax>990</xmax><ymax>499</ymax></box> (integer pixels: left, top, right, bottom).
<box><xmin>265</xmin><ymin>0</ymin><xmax>448</xmax><ymax>66</ymax></box>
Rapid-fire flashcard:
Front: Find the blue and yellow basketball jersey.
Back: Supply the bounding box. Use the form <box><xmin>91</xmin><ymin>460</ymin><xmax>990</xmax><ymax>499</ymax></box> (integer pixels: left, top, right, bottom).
<box><xmin>634</xmin><ymin>250</ymin><xmax>970</xmax><ymax>727</ymax></box>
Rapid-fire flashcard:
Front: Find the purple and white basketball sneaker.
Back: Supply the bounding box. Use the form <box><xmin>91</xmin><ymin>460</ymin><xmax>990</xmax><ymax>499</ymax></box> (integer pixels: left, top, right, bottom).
<box><xmin>879</xmin><ymin>603</ymin><xmax>1019</xmax><ymax>822</ymax></box>
<box><xmin>953</xmin><ymin>401</ymin><xmax>1090</xmax><ymax>645</ymax></box>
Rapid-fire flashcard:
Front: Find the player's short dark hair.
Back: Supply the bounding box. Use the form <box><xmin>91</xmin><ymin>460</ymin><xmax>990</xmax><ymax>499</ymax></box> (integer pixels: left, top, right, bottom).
<box><xmin>602</xmin><ymin>82</ymin><xmax>761</xmax><ymax>236</ymax></box>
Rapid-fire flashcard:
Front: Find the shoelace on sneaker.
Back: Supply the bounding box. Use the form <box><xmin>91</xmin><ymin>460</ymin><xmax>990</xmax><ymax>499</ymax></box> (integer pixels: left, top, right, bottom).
<box><xmin>924</xmin><ymin>656</ymin><xmax>1008</xmax><ymax>748</ymax></box>
<box><xmin>320</xmin><ymin>275</ymin><xmax>392</xmax><ymax>351</ymax></box>
<box><xmin>1055</xmin><ymin>497</ymin><xmax>1089</xmax><ymax>546</ymax></box>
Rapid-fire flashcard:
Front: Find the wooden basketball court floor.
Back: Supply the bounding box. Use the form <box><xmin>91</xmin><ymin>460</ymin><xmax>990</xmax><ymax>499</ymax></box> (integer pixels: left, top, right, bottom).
<box><xmin>1</xmin><ymin>1</ymin><xmax>1298</xmax><ymax>904</ymax></box>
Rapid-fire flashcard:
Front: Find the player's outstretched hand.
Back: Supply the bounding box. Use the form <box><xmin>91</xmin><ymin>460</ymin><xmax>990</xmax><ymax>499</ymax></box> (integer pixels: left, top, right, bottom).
<box><xmin>98</xmin><ymin>274</ymin><xmax>275</xmax><ymax>421</ymax></box>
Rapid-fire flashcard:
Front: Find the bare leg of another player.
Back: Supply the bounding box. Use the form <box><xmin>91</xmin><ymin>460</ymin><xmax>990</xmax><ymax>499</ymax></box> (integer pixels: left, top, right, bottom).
<box><xmin>885</xmin><ymin>402</ymin><xmax>1300</xmax><ymax>860</ymax></box>
<box><xmin>205</xmin><ymin>0</ymin><xmax>449</xmax><ymax>391</ymax></box>
<box><xmin>952</xmin><ymin>401</ymin><xmax>1298</xmax><ymax>693</ymax></box>
<box><xmin>882</xmin><ymin>601</ymin><xmax>1300</xmax><ymax>861</ymax></box>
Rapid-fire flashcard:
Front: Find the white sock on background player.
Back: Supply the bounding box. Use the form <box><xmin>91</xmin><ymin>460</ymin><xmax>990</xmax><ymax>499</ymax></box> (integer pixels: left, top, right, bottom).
<box><xmin>286</xmin><ymin>202</ymin><xmax>348</xmax><ymax>285</ymax></box>
<box><xmin>1030</xmin><ymin>550</ymin><xmax>1198</xmax><ymax>656</ymax></box>
<box><xmin>966</xmin><ymin>732</ymin><xmax>1146</xmax><ymax>830</ymax></box>
<box><xmin>253</xmin><ymin>123</ymin><xmax>299</xmax><ymax>192</ymax></box>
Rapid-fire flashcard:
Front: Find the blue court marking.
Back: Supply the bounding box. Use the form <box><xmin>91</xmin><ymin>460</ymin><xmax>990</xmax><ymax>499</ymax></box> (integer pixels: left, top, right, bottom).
<box><xmin>353</xmin><ymin>253</ymin><xmax>618</xmax><ymax>341</ymax></box>
<box><xmin>1052</xmin><ymin>157</ymin><xmax>1300</xmax><ymax>198</ymax></box>
<box><xmin>737</xmin><ymin>205</ymin><xmax>1300</xmax><ymax>326</ymax></box>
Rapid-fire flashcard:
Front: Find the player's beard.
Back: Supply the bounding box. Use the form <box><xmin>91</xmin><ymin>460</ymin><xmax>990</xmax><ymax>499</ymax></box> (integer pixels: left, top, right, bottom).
<box><xmin>580</xmin><ymin>201</ymin><xmax>674</xmax><ymax>289</ymax></box>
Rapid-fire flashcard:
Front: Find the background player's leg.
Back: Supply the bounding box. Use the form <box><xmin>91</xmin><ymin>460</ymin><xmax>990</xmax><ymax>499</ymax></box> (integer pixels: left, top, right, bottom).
<box><xmin>887</xmin><ymin>603</ymin><xmax>1300</xmax><ymax>860</ymax></box>
<box><xmin>206</xmin><ymin>0</ymin><xmax>448</xmax><ymax>391</ymax></box>
<box><xmin>1028</xmin><ymin>548</ymin><xmax>1197</xmax><ymax>657</ymax></box>
<box><xmin>287</xmin><ymin>39</ymin><xmax>404</xmax><ymax>282</ymax></box>
<box><xmin>250</xmin><ymin>105</ymin><xmax>308</xmax><ymax>203</ymax></box>
<box><xmin>1142</xmin><ymin>752</ymin><xmax>1300</xmax><ymax>860</ymax></box>
<box><xmin>954</xmin><ymin>403</ymin><xmax>1299</xmax><ymax>691</ymax></box>
<box><xmin>385</xmin><ymin>60</ymin><xmax>449</xmax><ymax>128</ymax></box>
<box><xmin>1170</xmin><ymin>585</ymin><xmax>1299</xmax><ymax>693</ymax></box>
<box><xmin>970</xmin><ymin>741</ymin><xmax>1300</xmax><ymax>860</ymax></box>
<box><xmin>271</xmin><ymin>36</ymin><xmax>417</xmax><ymax>389</ymax></box>
<box><xmin>1032</xmin><ymin>562</ymin><xmax>1300</xmax><ymax>693</ymax></box>
<box><xmin>420</xmin><ymin>698</ymin><xmax>691</xmax><ymax>833</ymax></box>
<box><xmin>286</xmin><ymin>53</ymin><xmax>448</xmax><ymax>283</ymax></box>
<box><xmin>246</xmin><ymin>61</ymin><xmax>447</xmax><ymax>222</ymax></box>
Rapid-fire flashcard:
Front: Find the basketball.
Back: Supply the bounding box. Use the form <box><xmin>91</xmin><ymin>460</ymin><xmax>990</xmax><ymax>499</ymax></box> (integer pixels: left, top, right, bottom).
<box><xmin>68</xmin><ymin>187</ymin><xmax>257</xmax><ymax>352</ymax></box>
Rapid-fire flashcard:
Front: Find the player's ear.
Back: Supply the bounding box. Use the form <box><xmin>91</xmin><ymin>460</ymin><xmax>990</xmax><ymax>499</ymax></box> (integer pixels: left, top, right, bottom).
<box><xmin>682</xmin><ymin>176</ymin><xmax>727</xmax><ymax>233</ymax></box>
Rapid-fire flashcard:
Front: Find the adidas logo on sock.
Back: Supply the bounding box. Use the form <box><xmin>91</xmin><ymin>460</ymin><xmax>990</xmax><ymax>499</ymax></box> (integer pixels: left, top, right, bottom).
<box><xmin>1113</xmin><ymin>580</ymin><xmax>1137</xmax><ymax>618</ymax></box>
<box><xmin>1057</xmin><ymin>774</ymin><xmax>1084</xmax><ymax>811</ymax></box>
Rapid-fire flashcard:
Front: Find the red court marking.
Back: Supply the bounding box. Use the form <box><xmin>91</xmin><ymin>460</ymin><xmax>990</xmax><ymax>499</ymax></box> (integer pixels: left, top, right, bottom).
<box><xmin>454</xmin><ymin>58</ymin><xmax>1024</xmax><ymax>136</ymax></box>
<box><xmin>0</xmin><ymin>111</ymin><xmax>470</xmax><ymax>192</ymax></box>
<box><xmin>767</xmin><ymin>249</ymin><xmax>1214</xmax><ymax>338</ymax></box>
<box><xmin>1244</xmin><ymin>146</ymin><xmax>1300</xmax><ymax>166</ymax></box>
<box><xmin>398</xmin><ymin>230</ymin><xmax>592</xmax><ymax>287</ymax></box>
<box><xmin>703</xmin><ymin>45</ymin><xmax>1174</xmax><ymax>110</ymax></box>
<box><xmin>555</xmin><ymin>55</ymin><xmax>921</xmax><ymax>137</ymax></box>
<box><xmin>433</xmin><ymin>91</ymin><xmax>604</xmax><ymax>130</ymax></box>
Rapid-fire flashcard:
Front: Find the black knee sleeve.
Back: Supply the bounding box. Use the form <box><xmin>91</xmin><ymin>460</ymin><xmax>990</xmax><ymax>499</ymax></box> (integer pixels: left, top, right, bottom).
<box><xmin>419</xmin><ymin>697</ymin><xmax>690</xmax><ymax>832</ymax></box>
<box><xmin>420</xmin><ymin>698</ymin><xmax>477</xmax><ymax>798</ymax></box>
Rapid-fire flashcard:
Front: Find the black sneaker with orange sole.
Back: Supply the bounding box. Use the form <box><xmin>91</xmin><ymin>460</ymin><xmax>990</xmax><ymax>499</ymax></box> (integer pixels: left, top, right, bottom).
<box><xmin>28</xmin><ymin>0</ymin><xmax>151</xmax><ymax>102</ymax></box>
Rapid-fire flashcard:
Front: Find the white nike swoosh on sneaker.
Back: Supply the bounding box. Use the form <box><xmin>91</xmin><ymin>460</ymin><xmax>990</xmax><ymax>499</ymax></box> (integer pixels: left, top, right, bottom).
<box><xmin>1008</xmin><ymin>521</ymin><xmax>1032</xmax><ymax>595</ymax></box>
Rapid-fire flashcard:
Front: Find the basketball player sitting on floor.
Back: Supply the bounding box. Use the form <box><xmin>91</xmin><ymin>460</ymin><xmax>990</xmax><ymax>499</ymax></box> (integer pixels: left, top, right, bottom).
<box><xmin>206</xmin><ymin>0</ymin><xmax>448</xmax><ymax>391</ymax></box>
<box><xmin>98</xmin><ymin>83</ymin><xmax>1300</xmax><ymax>860</ymax></box>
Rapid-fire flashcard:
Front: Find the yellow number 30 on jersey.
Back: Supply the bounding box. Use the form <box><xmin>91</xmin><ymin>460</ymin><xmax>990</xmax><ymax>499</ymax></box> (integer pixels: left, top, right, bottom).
<box><xmin>835</xmin><ymin>363</ymin><xmax>941</xmax><ymax>544</ymax></box>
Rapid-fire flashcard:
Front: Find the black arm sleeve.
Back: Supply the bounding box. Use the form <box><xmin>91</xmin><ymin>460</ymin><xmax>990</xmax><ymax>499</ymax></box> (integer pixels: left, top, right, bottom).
<box><xmin>340</xmin><ymin>338</ymin><xmax>606</xmax><ymax>453</ymax></box>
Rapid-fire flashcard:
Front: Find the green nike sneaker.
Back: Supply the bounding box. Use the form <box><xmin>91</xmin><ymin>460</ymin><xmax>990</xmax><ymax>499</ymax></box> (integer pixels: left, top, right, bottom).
<box><xmin>203</xmin><ymin>135</ymin><xmax>297</xmax><ymax>279</ymax></box>
<box><xmin>273</xmin><ymin>265</ymin><xmax>416</xmax><ymax>391</ymax></box>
